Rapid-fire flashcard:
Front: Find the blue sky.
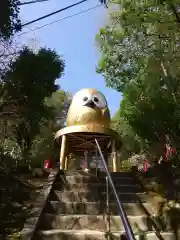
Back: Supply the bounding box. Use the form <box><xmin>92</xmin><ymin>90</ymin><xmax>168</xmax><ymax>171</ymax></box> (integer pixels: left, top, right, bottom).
<box><xmin>19</xmin><ymin>0</ymin><xmax>122</xmax><ymax>116</ymax></box>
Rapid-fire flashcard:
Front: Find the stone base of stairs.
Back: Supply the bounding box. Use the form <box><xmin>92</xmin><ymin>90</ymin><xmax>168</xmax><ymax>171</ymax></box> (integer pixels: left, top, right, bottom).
<box><xmin>35</xmin><ymin>229</ymin><xmax>179</xmax><ymax>240</ymax></box>
<box><xmin>21</xmin><ymin>170</ymin><xmax>179</xmax><ymax>240</ymax></box>
<box><xmin>46</xmin><ymin>201</ymin><xmax>156</xmax><ymax>215</ymax></box>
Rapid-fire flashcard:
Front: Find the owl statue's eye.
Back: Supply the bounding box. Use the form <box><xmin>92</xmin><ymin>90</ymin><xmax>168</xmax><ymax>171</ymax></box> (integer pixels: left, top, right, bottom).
<box><xmin>83</xmin><ymin>96</ymin><xmax>88</xmax><ymax>102</ymax></box>
<box><xmin>81</xmin><ymin>95</ymin><xmax>91</xmax><ymax>106</ymax></box>
<box><xmin>73</xmin><ymin>91</ymin><xmax>92</xmax><ymax>106</ymax></box>
<box><xmin>93</xmin><ymin>96</ymin><xmax>99</xmax><ymax>103</ymax></box>
<box><xmin>92</xmin><ymin>92</ymin><xmax>107</xmax><ymax>109</ymax></box>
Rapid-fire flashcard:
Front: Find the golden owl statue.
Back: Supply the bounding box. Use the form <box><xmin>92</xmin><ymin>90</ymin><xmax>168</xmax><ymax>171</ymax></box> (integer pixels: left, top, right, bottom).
<box><xmin>66</xmin><ymin>88</ymin><xmax>110</xmax><ymax>129</ymax></box>
<box><xmin>55</xmin><ymin>88</ymin><xmax>120</xmax><ymax>172</ymax></box>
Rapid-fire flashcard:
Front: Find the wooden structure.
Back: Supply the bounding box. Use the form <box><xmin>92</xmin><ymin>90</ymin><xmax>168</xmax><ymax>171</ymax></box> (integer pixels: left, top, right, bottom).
<box><xmin>55</xmin><ymin>88</ymin><xmax>121</xmax><ymax>172</ymax></box>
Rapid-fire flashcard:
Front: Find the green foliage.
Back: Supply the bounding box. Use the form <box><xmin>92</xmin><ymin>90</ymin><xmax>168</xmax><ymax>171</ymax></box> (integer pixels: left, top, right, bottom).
<box><xmin>0</xmin><ymin>0</ymin><xmax>21</xmax><ymax>39</ymax></box>
<box><xmin>120</xmin><ymin>79</ymin><xmax>180</xmax><ymax>144</ymax></box>
<box><xmin>1</xmin><ymin>47</ymin><xmax>65</xmax><ymax>159</ymax></box>
<box><xmin>98</xmin><ymin>0</ymin><xmax>180</xmax><ymax>158</ymax></box>
<box><xmin>45</xmin><ymin>90</ymin><xmax>71</xmax><ymax>130</ymax></box>
<box><xmin>97</xmin><ymin>0</ymin><xmax>180</xmax><ymax>92</ymax></box>
<box><xmin>28</xmin><ymin>90</ymin><xmax>71</xmax><ymax>167</ymax></box>
<box><xmin>2</xmin><ymin>137</ymin><xmax>21</xmax><ymax>159</ymax></box>
<box><xmin>28</xmin><ymin>126</ymin><xmax>54</xmax><ymax>168</ymax></box>
<box><xmin>120</xmin><ymin>159</ymin><xmax>132</xmax><ymax>172</ymax></box>
<box><xmin>0</xmin><ymin>89</ymin><xmax>71</xmax><ymax>169</ymax></box>
<box><xmin>111</xmin><ymin>109</ymin><xmax>142</xmax><ymax>159</ymax></box>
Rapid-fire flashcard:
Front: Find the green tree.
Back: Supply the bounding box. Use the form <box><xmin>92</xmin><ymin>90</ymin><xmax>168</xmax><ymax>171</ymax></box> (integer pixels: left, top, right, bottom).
<box><xmin>2</xmin><ymin>47</ymin><xmax>65</xmax><ymax>158</ymax></box>
<box><xmin>112</xmin><ymin>110</ymin><xmax>142</xmax><ymax>159</ymax></box>
<box><xmin>119</xmin><ymin>75</ymin><xmax>180</xmax><ymax>159</ymax></box>
<box><xmin>29</xmin><ymin>90</ymin><xmax>72</xmax><ymax>167</ymax></box>
<box><xmin>97</xmin><ymin>0</ymin><xmax>180</xmax><ymax>156</ymax></box>
<box><xmin>0</xmin><ymin>0</ymin><xmax>21</xmax><ymax>40</ymax></box>
<box><xmin>97</xmin><ymin>0</ymin><xmax>180</xmax><ymax>92</ymax></box>
<box><xmin>0</xmin><ymin>83</ymin><xmax>19</xmax><ymax>146</ymax></box>
<box><xmin>45</xmin><ymin>90</ymin><xmax>72</xmax><ymax>130</ymax></box>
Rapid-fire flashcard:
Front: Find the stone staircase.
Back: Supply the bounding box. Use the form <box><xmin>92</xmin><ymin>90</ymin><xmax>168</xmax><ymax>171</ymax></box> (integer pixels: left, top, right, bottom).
<box><xmin>34</xmin><ymin>170</ymin><xmax>178</xmax><ymax>239</ymax></box>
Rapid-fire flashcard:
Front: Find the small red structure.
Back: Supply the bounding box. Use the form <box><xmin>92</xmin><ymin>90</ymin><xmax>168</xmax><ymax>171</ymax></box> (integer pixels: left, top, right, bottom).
<box><xmin>44</xmin><ymin>159</ymin><xmax>52</xmax><ymax>169</ymax></box>
<box><xmin>143</xmin><ymin>159</ymin><xmax>148</xmax><ymax>172</ymax></box>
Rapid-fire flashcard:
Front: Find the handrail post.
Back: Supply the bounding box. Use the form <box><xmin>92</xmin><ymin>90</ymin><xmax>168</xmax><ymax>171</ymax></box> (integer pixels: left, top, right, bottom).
<box><xmin>95</xmin><ymin>139</ymin><xmax>135</xmax><ymax>240</ymax></box>
<box><xmin>95</xmin><ymin>147</ymin><xmax>98</xmax><ymax>177</ymax></box>
<box><xmin>106</xmin><ymin>176</ymin><xmax>110</xmax><ymax>232</ymax></box>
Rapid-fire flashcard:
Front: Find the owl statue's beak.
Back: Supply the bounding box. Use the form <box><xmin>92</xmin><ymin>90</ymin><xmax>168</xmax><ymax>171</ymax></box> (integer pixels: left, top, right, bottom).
<box><xmin>84</xmin><ymin>99</ymin><xmax>95</xmax><ymax>108</ymax></box>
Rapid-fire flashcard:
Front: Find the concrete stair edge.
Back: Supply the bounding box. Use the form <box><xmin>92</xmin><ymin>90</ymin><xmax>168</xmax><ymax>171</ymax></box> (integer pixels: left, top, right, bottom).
<box><xmin>36</xmin><ymin>229</ymin><xmax>179</xmax><ymax>240</ymax></box>
<box><xmin>38</xmin><ymin>213</ymin><xmax>179</xmax><ymax>232</ymax></box>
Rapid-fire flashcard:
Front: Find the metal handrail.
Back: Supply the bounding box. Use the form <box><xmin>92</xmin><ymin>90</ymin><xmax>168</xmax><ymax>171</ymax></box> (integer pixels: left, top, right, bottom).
<box><xmin>95</xmin><ymin>139</ymin><xmax>135</xmax><ymax>240</ymax></box>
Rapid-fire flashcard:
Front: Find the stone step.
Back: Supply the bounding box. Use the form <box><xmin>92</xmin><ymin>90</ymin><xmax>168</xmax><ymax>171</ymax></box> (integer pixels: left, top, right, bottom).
<box><xmin>39</xmin><ymin>214</ymin><xmax>164</xmax><ymax>232</ymax></box>
<box><xmin>65</xmin><ymin>170</ymin><xmax>96</xmax><ymax>176</ymax></box>
<box><xmin>65</xmin><ymin>174</ymin><xmax>136</xmax><ymax>185</ymax></box>
<box><xmin>52</xmin><ymin>190</ymin><xmax>100</xmax><ymax>202</ymax></box>
<box><xmin>64</xmin><ymin>175</ymin><xmax>137</xmax><ymax>185</ymax></box>
<box><xmin>53</xmin><ymin>190</ymin><xmax>147</xmax><ymax>203</ymax></box>
<box><xmin>34</xmin><ymin>229</ymin><xmax>178</xmax><ymax>240</ymax></box>
<box><xmin>54</xmin><ymin>183</ymin><xmax>143</xmax><ymax>193</ymax></box>
<box><xmin>100</xmin><ymin>177</ymin><xmax>136</xmax><ymax>185</ymax></box>
<box><xmin>99</xmin><ymin>177</ymin><xmax>137</xmax><ymax>185</ymax></box>
<box><xmin>46</xmin><ymin>201</ymin><xmax>155</xmax><ymax>215</ymax></box>
<box><xmin>64</xmin><ymin>175</ymin><xmax>99</xmax><ymax>184</ymax></box>
<box><xmin>65</xmin><ymin>170</ymin><xmax>135</xmax><ymax>180</ymax></box>
<box><xmin>100</xmin><ymin>191</ymin><xmax>147</xmax><ymax>202</ymax></box>
<box><xmin>99</xmin><ymin>171</ymin><xmax>133</xmax><ymax>178</ymax></box>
